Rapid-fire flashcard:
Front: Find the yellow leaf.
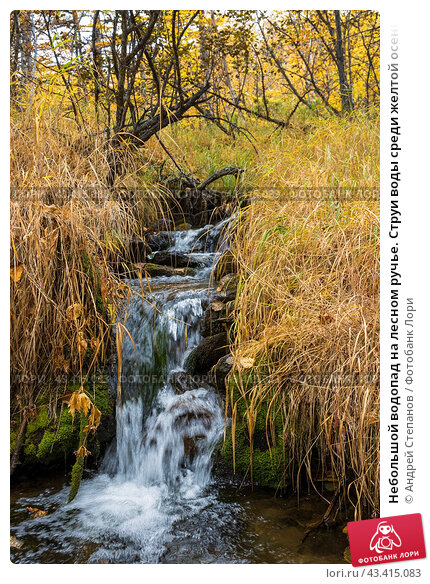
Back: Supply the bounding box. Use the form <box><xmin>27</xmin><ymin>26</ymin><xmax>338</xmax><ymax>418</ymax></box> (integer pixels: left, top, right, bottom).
<box><xmin>83</xmin><ymin>424</ymin><xmax>97</xmax><ymax>433</ymax></box>
<box><xmin>26</xmin><ymin>506</ymin><xmax>48</xmax><ymax>519</ymax></box>
<box><xmin>10</xmin><ymin>264</ymin><xmax>23</xmax><ymax>282</ymax></box>
<box><xmin>78</xmin><ymin>390</ymin><xmax>91</xmax><ymax>417</ymax></box>
<box><xmin>66</xmin><ymin>303</ymin><xmax>83</xmax><ymax>320</ymax></box>
<box><xmin>89</xmin><ymin>405</ymin><xmax>102</xmax><ymax>429</ymax></box>
<box><xmin>67</xmin><ymin>391</ymin><xmax>80</xmax><ymax>418</ymax></box>
<box><xmin>237</xmin><ymin>357</ymin><xmax>255</xmax><ymax>369</ymax></box>
<box><xmin>75</xmin><ymin>445</ymin><xmax>91</xmax><ymax>458</ymax></box>
<box><xmin>10</xmin><ymin>536</ymin><xmax>23</xmax><ymax>549</ymax></box>
<box><xmin>67</xmin><ymin>388</ymin><xmax>91</xmax><ymax>418</ymax></box>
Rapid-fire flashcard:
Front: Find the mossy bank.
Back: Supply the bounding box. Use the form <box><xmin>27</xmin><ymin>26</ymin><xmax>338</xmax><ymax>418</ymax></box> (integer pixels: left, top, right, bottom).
<box><xmin>220</xmin><ymin>372</ymin><xmax>288</xmax><ymax>490</ymax></box>
<box><xmin>10</xmin><ymin>377</ymin><xmax>115</xmax><ymax>473</ymax></box>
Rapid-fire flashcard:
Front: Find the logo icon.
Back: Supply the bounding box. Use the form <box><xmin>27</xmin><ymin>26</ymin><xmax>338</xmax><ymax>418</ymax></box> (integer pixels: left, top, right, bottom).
<box><xmin>347</xmin><ymin>513</ymin><xmax>426</xmax><ymax>567</ymax></box>
<box><xmin>369</xmin><ymin>521</ymin><xmax>402</xmax><ymax>553</ymax></box>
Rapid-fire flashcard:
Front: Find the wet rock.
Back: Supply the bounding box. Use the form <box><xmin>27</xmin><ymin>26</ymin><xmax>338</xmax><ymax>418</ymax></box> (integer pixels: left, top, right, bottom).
<box><xmin>146</xmin><ymin>231</ymin><xmax>172</xmax><ymax>252</ymax></box>
<box><xmin>213</xmin><ymin>354</ymin><xmax>234</xmax><ymax>392</ymax></box>
<box><xmin>201</xmin><ymin>300</ymin><xmax>233</xmax><ymax>337</ymax></box>
<box><xmin>214</xmin><ymin>250</ymin><xmax>236</xmax><ymax>279</ymax></box>
<box><xmin>149</xmin><ymin>218</ymin><xmax>174</xmax><ymax>231</ymax></box>
<box><xmin>150</xmin><ymin>251</ymin><xmax>206</xmax><ymax>269</ymax></box>
<box><xmin>211</xmin><ymin>273</ymin><xmax>238</xmax><ymax>303</ymax></box>
<box><xmin>169</xmin><ymin>371</ymin><xmax>212</xmax><ymax>394</ymax></box>
<box><xmin>217</xmin><ymin>273</ymin><xmax>238</xmax><ymax>291</ymax></box>
<box><xmin>184</xmin><ymin>332</ymin><xmax>228</xmax><ymax>375</ymax></box>
<box><xmin>134</xmin><ymin>262</ymin><xmax>195</xmax><ymax>278</ymax></box>
<box><xmin>175</xmin><ymin>222</ymin><xmax>192</xmax><ymax>230</ymax></box>
<box><xmin>183</xmin><ymin>435</ymin><xmax>202</xmax><ymax>462</ymax></box>
<box><xmin>128</xmin><ymin>236</ymin><xmax>151</xmax><ymax>263</ymax></box>
<box><xmin>174</xmin><ymin>410</ymin><xmax>212</xmax><ymax>431</ymax></box>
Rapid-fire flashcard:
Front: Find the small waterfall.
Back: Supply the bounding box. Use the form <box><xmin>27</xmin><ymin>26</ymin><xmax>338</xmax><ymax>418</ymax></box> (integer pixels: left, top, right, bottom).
<box><xmin>108</xmin><ymin>285</ymin><xmax>223</xmax><ymax>494</ymax></box>
<box><xmin>11</xmin><ymin>218</ymin><xmax>239</xmax><ymax>564</ymax></box>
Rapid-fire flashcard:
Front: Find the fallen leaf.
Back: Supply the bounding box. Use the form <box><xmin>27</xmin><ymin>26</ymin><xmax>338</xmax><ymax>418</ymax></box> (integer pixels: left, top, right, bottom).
<box><xmin>26</xmin><ymin>507</ymin><xmax>48</xmax><ymax>519</ymax></box>
<box><xmin>10</xmin><ymin>264</ymin><xmax>23</xmax><ymax>282</ymax></box>
<box><xmin>10</xmin><ymin>535</ymin><xmax>23</xmax><ymax>549</ymax></box>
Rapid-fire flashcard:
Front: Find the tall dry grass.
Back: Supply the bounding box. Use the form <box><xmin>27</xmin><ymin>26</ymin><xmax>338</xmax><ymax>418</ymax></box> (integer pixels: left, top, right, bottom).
<box><xmin>224</xmin><ymin>115</ymin><xmax>379</xmax><ymax>519</ymax></box>
<box><xmin>10</xmin><ymin>95</ymin><xmax>167</xmax><ymax>420</ymax></box>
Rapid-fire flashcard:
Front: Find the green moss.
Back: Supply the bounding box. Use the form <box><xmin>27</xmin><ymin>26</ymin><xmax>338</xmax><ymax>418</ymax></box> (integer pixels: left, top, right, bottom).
<box><xmin>67</xmin><ymin>415</ymin><xmax>87</xmax><ymax>503</ymax></box>
<box><xmin>36</xmin><ymin>408</ymin><xmax>79</xmax><ymax>462</ymax></box>
<box><xmin>10</xmin><ymin>431</ymin><xmax>17</xmax><ymax>455</ymax></box>
<box><xmin>26</xmin><ymin>407</ymin><xmax>49</xmax><ymax>434</ymax></box>
<box><xmin>14</xmin><ymin>378</ymin><xmax>115</xmax><ymax>469</ymax></box>
<box><xmin>68</xmin><ymin>456</ymin><xmax>84</xmax><ymax>503</ymax></box>
<box><xmin>221</xmin><ymin>372</ymin><xmax>288</xmax><ymax>489</ymax></box>
<box><xmin>91</xmin><ymin>381</ymin><xmax>114</xmax><ymax>417</ymax></box>
<box><xmin>23</xmin><ymin>442</ymin><xmax>38</xmax><ymax>461</ymax></box>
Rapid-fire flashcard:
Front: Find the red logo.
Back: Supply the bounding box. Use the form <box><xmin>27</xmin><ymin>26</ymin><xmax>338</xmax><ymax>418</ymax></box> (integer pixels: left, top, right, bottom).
<box><xmin>347</xmin><ymin>513</ymin><xmax>426</xmax><ymax>567</ymax></box>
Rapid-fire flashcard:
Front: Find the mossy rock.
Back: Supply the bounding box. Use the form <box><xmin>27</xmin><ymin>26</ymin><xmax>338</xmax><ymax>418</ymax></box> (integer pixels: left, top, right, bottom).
<box><xmin>36</xmin><ymin>408</ymin><xmax>79</xmax><ymax>462</ymax></box>
<box><xmin>135</xmin><ymin>262</ymin><xmax>195</xmax><ymax>278</ymax></box>
<box><xmin>15</xmin><ymin>378</ymin><xmax>115</xmax><ymax>469</ymax></box>
<box><xmin>221</xmin><ymin>373</ymin><xmax>288</xmax><ymax>489</ymax></box>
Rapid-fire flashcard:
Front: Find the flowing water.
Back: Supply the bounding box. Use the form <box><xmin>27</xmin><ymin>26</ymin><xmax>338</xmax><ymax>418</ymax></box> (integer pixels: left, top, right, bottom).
<box><xmin>10</xmin><ymin>220</ymin><xmax>347</xmax><ymax>564</ymax></box>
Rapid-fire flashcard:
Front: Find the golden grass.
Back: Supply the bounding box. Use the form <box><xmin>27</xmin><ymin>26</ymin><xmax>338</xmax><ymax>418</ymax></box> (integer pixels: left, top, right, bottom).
<box><xmin>219</xmin><ymin>114</ymin><xmax>380</xmax><ymax>518</ymax></box>
<box><xmin>10</xmin><ymin>95</ymin><xmax>167</xmax><ymax>416</ymax></box>
<box><xmin>11</xmin><ymin>88</ymin><xmax>380</xmax><ymax>518</ymax></box>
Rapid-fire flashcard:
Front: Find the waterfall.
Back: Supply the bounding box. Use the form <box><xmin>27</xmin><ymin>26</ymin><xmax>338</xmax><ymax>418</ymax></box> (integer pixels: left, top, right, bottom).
<box><xmin>107</xmin><ymin>286</ymin><xmax>223</xmax><ymax>493</ymax></box>
<box><xmin>11</xmin><ymin>219</ymin><xmax>237</xmax><ymax>564</ymax></box>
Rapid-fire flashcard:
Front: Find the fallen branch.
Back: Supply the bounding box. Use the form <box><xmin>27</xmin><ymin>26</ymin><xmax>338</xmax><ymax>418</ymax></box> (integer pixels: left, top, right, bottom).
<box><xmin>197</xmin><ymin>166</ymin><xmax>244</xmax><ymax>191</ymax></box>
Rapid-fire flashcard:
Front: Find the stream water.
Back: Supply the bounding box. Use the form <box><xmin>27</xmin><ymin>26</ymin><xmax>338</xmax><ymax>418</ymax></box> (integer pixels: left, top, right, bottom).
<box><xmin>10</xmin><ymin>220</ymin><xmax>347</xmax><ymax>564</ymax></box>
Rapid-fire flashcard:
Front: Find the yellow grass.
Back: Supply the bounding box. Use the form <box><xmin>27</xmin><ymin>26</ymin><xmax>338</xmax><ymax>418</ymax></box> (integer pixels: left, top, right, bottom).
<box><xmin>221</xmin><ymin>114</ymin><xmax>379</xmax><ymax>518</ymax></box>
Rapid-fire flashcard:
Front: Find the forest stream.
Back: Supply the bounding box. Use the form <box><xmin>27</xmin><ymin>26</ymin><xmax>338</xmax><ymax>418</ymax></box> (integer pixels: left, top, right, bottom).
<box><xmin>10</xmin><ymin>219</ymin><xmax>347</xmax><ymax>564</ymax></box>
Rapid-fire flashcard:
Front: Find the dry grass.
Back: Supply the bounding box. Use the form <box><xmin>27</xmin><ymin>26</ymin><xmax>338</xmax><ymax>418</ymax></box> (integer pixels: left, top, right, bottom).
<box><xmin>10</xmin><ymin>95</ymin><xmax>167</xmax><ymax>416</ymax></box>
<box><xmin>224</xmin><ymin>115</ymin><xmax>379</xmax><ymax>519</ymax></box>
<box><xmin>11</xmin><ymin>89</ymin><xmax>380</xmax><ymax>517</ymax></box>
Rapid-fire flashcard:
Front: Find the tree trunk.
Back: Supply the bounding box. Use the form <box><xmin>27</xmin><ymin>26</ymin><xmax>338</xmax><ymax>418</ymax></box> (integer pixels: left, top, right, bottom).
<box><xmin>334</xmin><ymin>10</ymin><xmax>354</xmax><ymax>112</ymax></box>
